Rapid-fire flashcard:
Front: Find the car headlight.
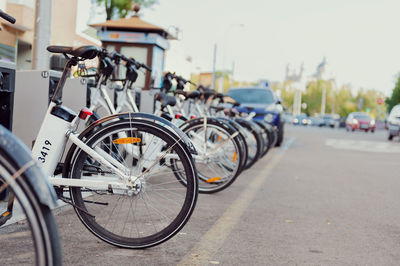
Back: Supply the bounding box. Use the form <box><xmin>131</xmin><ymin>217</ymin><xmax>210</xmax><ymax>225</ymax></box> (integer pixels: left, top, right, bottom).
<box><xmin>264</xmin><ymin>113</ymin><xmax>275</xmax><ymax>123</ymax></box>
<box><xmin>370</xmin><ymin>120</ymin><xmax>375</xmax><ymax>125</ymax></box>
<box><xmin>293</xmin><ymin>118</ymin><xmax>298</xmax><ymax>123</ymax></box>
<box><xmin>352</xmin><ymin>118</ymin><xmax>358</xmax><ymax>124</ymax></box>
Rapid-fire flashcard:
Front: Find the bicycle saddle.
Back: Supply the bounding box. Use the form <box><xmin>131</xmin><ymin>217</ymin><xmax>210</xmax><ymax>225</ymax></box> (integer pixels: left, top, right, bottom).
<box><xmin>187</xmin><ymin>90</ymin><xmax>200</xmax><ymax>99</ymax></box>
<box><xmin>162</xmin><ymin>94</ymin><xmax>177</xmax><ymax>108</ymax></box>
<box><xmin>47</xmin><ymin>45</ymin><xmax>102</xmax><ymax>60</ymax></box>
<box><xmin>202</xmin><ymin>90</ymin><xmax>215</xmax><ymax>100</ymax></box>
<box><xmin>156</xmin><ymin>92</ymin><xmax>177</xmax><ymax>108</ymax></box>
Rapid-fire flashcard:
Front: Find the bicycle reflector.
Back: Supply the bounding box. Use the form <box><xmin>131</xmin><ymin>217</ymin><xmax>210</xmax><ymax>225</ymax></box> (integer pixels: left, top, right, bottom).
<box><xmin>232</xmin><ymin>151</ymin><xmax>237</xmax><ymax>162</ymax></box>
<box><xmin>113</xmin><ymin>137</ymin><xmax>141</xmax><ymax>144</ymax></box>
<box><xmin>79</xmin><ymin>107</ymin><xmax>93</xmax><ymax>120</ymax></box>
<box><xmin>175</xmin><ymin>113</ymin><xmax>183</xmax><ymax>119</ymax></box>
<box><xmin>206</xmin><ymin>177</ymin><xmax>221</xmax><ymax>183</ymax></box>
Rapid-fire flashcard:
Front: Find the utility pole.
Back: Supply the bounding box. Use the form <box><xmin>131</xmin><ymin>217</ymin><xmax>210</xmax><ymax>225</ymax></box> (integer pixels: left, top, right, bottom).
<box><xmin>230</xmin><ymin>60</ymin><xmax>235</xmax><ymax>88</ymax></box>
<box><xmin>32</xmin><ymin>0</ymin><xmax>52</xmax><ymax>70</ymax></box>
<box><xmin>321</xmin><ymin>82</ymin><xmax>326</xmax><ymax>115</ymax></box>
<box><xmin>211</xmin><ymin>43</ymin><xmax>217</xmax><ymax>90</ymax></box>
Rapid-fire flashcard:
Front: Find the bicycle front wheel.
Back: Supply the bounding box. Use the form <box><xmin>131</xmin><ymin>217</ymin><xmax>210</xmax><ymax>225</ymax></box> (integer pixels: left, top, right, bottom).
<box><xmin>66</xmin><ymin>119</ymin><xmax>198</xmax><ymax>249</ymax></box>
<box><xmin>0</xmin><ymin>151</ymin><xmax>61</xmax><ymax>266</ymax></box>
<box><xmin>179</xmin><ymin>118</ymin><xmax>243</xmax><ymax>193</ymax></box>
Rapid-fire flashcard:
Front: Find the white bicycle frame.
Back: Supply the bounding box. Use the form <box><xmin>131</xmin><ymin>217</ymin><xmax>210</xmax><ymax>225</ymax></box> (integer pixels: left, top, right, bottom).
<box><xmin>31</xmin><ymin>101</ymin><xmax>139</xmax><ymax>191</ymax></box>
<box><xmin>89</xmin><ymin>74</ymin><xmax>239</xmax><ymax>164</ymax></box>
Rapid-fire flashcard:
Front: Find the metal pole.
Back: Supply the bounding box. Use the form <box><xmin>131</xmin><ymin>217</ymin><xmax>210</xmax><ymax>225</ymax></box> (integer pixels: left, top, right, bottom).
<box><xmin>321</xmin><ymin>82</ymin><xmax>326</xmax><ymax>115</ymax></box>
<box><xmin>230</xmin><ymin>60</ymin><xmax>235</xmax><ymax>88</ymax></box>
<box><xmin>32</xmin><ymin>0</ymin><xmax>52</xmax><ymax>70</ymax></box>
<box><xmin>211</xmin><ymin>43</ymin><xmax>217</xmax><ymax>90</ymax></box>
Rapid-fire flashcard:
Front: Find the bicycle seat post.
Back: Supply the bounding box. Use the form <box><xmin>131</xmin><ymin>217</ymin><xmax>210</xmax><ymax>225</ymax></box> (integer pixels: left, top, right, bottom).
<box><xmin>51</xmin><ymin>56</ymin><xmax>79</xmax><ymax>104</ymax></box>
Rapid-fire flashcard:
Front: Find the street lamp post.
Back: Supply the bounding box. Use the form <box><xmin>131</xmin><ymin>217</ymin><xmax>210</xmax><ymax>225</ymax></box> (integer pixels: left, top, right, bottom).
<box><xmin>212</xmin><ymin>43</ymin><xmax>217</xmax><ymax>91</ymax></box>
<box><xmin>223</xmin><ymin>24</ymin><xmax>244</xmax><ymax>89</ymax></box>
<box><xmin>32</xmin><ymin>0</ymin><xmax>52</xmax><ymax>70</ymax></box>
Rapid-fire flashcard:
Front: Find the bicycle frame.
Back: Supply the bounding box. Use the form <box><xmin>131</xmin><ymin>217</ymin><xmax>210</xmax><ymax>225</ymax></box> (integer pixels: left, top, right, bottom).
<box><xmin>31</xmin><ymin>101</ymin><xmax>133</xmax><ymax>190</ymax></box>
<box><xmin>29</xmin><ymin>56</ymin><xmax>143</xmax><ymax>191</ymax></box>
<box><xmin>88</xmin><ymin>74</ymin><xmax>116</xmax><ymax>115</ymax></box>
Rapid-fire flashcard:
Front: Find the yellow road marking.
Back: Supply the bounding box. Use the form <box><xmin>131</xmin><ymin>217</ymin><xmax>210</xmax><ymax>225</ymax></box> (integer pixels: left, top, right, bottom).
<box><xmin>178</xmin><ymin>140</ymin><xmax>292</xmax><ymax>265</ymax></box>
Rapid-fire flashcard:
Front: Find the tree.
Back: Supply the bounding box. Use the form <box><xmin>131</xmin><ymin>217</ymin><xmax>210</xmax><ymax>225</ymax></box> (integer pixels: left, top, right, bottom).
<box><xmin>335</xmin><ymin>85</ymin><xmax>356</xmax><ymax>117</ymax></box>
<box><xmin>386</xmin><ymin>74</ymin><xmax>400</xmax><ymax>114</ymax></box>
<box><xmin>96</xmin><ymin>0</ymin><xmax>158</xmax><ymax>20</ymax></box>
<box><xmin>301</xmin><ymin>80</ymin><xmax>333</xmax><ymax>116</ymax></box>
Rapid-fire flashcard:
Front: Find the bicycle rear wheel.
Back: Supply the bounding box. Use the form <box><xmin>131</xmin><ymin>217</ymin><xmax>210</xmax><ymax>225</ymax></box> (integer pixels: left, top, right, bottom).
<box><xmin>0</xmin><ymin>151</ymin><xmax>61</xmax><ymax>266</ymax></box>
<box><xmin>179</xmin><ymin>118</ymin><xmax>244</xmax><ymax>193</ymax></box>
<box><xmin>65</xmin><ymin>119</ymin><xmax>198</xmax><ymax>249</ymax></box>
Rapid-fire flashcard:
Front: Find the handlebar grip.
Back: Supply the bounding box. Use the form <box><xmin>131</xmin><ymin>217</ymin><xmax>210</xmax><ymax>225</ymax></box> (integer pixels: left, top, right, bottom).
<box><xmin>174</xmin><ymin>89</ymin><xmax>185</xmax><ymax>95</ymax></box>
<box><xmin>141</xmin><ymin>63</ymin><xmax>152</xmax><ymax>72</ymax></box>
<box><xmin>0</xmin><ymin>10</ymin><xmax>16</xmax><ymax>24</ymax></box>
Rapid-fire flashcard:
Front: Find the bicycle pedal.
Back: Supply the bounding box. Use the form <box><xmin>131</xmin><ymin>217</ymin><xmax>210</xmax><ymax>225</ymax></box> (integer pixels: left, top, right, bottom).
<box><xmin>0</xmin><ymin>211</ymin><xmax>12</xmax><ymax>226</ymax></box>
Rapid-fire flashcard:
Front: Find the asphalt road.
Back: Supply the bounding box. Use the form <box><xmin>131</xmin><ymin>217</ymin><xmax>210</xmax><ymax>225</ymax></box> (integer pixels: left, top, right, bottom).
<box><xmin>5</xmin><ymin>125</ymin><xmax>400</xmax><ymax>265</ymax></box>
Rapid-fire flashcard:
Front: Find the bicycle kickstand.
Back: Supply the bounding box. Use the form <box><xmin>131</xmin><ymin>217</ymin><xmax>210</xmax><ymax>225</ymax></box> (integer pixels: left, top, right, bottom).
<box><xmin>0</xmin><ymin>192</ymin><xmax>14</xmax><ymax>226</ymax></box>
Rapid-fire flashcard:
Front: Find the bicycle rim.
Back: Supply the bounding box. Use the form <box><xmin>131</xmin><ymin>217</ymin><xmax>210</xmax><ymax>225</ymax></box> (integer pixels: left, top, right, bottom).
<box><xmin>0</xmin><ymin>153</ymin><xmax>61</xmax><ymax>265</ymax></box>
<box><xmin>67</xmin><ymin>120</ymin><xmax>198</xmax><ymax>248</ymax></box>
<box><xmin>180</xmin><ymin>121</ymin><xmax>242</xmax><ymax>193</ymax></box>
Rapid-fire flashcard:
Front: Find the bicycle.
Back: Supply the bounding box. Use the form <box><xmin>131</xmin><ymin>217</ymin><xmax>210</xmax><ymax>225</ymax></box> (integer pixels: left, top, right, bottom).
<box><xmin>84</xmin><ymin>53</ymin><xmax>246</xmax><ymax>193</ymax></box>
<box><xmin>0</xmin><ymin>9</ymin><xmax>62</xmax><ymax>265</ymax></box>
<box><xmin>0</xmin><ymin>125</ymin><xmax>62</xmax><ymax>265</ymax></box>
<box><xmin>0</xmin><ymin>43</ymin><xmax>199</xmax><ymax>250</ymax></box>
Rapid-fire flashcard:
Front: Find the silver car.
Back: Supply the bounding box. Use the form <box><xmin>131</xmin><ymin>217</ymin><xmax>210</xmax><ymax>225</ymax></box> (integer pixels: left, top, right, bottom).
<box><xmin>387</xmin><ymin>104</ymin><xmax>400</xmax><ymax>140</ymax></box>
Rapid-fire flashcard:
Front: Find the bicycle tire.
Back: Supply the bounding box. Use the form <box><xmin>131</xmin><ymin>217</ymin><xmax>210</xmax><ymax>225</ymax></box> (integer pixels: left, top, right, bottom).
<box><xmin>0</xmin><ymin>150</ymin><xmax>61</xmax><ymax>266</ymax></box>
<box><xmin>179</xmin><ymin>118</ymin><xmax>243</xmax><ymax>193</ymax></box>
<box><xmin>254</xmin><ymin>120</ymin><xmax>271</xmax><ymax>157</ymax></box>
<box><xmin>65</xmin><ymin>119</ymin><xmax>198</xmax><ymax>249</ymax></box>
<box><xmin>215</xmin><ymin>117</ymin><xmax>248</xmax><ymax>173</ymax></box>
<box><xmin>234</xmin><ymin>118</ymin><xmax>264</xmax><ymax>169</ymax></box>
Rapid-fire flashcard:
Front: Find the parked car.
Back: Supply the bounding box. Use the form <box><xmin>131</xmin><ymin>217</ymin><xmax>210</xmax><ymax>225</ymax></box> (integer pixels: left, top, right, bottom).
<box><xmin>387</xmin><ymin>104</ymin><xmax>400</xmax><ymax>140</ymax></box>
<box><xmin>293</xmin><ymin>114</ymin><xmax>310</xmax><ymax>126</ymax></box>
<box><xmin>309</xmin><ymin>116</ymin><xmax>325</xmax><ymax>127</ymax></box>
<box><xmin>339</xmin><ymin>116</ymin><xmax>346</xmax><ymax>128</ymax></box>
<box><xmin>227</xmin><ymin>87</ymin><xmax>285</xmax><ymax>146</ymax></box>
<box><xmin>284</xmin><ymin>113</ymin><xmax>294</xmax><ymax>123</ymax></box>
<box><xmin>322</xmin><ymin>114</ymin><xmax>340</xmax><ymax>128</ymax></box>
<box><xmin>345</xmin><ymin>112</ymin><xmax>376</xmax><ymax>132</ymax></box>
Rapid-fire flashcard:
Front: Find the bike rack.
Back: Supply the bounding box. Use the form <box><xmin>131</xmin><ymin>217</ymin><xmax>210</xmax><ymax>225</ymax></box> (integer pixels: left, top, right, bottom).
<box><xmin>0</xmin><ymin>60</ymin><xmax>15</xmax><ymax>200</ymax></box>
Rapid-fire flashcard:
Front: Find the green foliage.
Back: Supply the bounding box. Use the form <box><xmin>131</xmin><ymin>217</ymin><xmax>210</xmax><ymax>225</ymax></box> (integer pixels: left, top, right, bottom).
<box><xmin>270</xmin><ymin>81</ymin><xmax>294</xmax><ymax>112</ymax></box>
<box><xmin>335</xmin><ymin>85</ymin><xmax>356</xmax><ymax>117</ymax></box>
<box><xmin>97</xmin><ymin>0</ymin><xmax>158</xmax><ymax>20</ymax></box>
<box><xmin>302</xmin><ymin>80</ymin><xmax>331</xmax><ymax>115</ymax></box>
<box><xmin>276</xmin><ymin>79</ymin><xmax>385</xmax><ymax>119</ymax></box>
<box><xmin>386</xmin><ymin>74</ymin><xmax>400</xmax><ymax>113</ymax></box>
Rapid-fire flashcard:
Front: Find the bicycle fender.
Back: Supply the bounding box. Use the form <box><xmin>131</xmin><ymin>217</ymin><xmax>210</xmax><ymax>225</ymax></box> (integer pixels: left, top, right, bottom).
<box><xmin>234</xmin><ymin>118</ymin><xmax>263</xmax><ymax>133</ymax></box>
<box><xmin>0</xmin><ymin>126</ymin><xmax>57</xmax><ymax>208</ymax></box>
<box><xmin>180</xmin><ymin>117</ymin><xmax>238</xmax><ymax>134</ymax></box>
<box><xmin>80</xmin><ymin>112</ymin><xmax>197</xmax><ymax>155</ymax></box>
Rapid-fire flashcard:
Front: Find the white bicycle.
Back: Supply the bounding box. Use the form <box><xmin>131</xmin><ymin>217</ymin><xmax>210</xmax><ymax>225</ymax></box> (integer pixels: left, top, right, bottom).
<box><xmin>10</xmin><ymin>45</ymin><xmax>199</xmax><ymax>249</ymax></box>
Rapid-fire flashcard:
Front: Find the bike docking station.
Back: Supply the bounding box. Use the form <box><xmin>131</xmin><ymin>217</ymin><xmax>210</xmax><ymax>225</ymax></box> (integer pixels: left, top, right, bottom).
<box><xmin>13</xmin><ymin>70</ymin><xmax>86</xmax><ymax>149</ymax></box>
<box><xmin>90</xmin><ymin>9</ymin><xmax>175</xmax><ymax>113</ymax></box>
<box><xmin>0</xmin><ymin>60</ymin><xmax>15</xmax><ymax>200</ymax></box>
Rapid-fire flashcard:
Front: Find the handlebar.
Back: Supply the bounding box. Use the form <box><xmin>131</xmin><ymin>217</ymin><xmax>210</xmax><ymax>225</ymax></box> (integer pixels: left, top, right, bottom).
<box><xmin>0</xmin><ymin>9</ymin><xmax>16</xmax><ymax>24</ymax></box>
<box><xmin>103</xmin><ymin>50</ymin><xmax>152</xmax><ymax>72</ymax></box>
<box><xmin>120</xmin><ymin>54</ymin><xmax>152</xmax><ymax>72</ymax></box>
<box><xmin>165</xmin><ymin>72</ymin><xmax>197</xmax><ymax>86</ymax></box>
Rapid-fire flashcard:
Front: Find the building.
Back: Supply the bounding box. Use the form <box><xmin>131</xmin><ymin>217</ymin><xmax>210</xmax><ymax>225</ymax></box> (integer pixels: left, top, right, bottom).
<box><xmin>0</xmin><ymin>0</ymin><xmax>100</xmax><ymax>70</ymax></box>
<box><xmin>90</xmin><ymin>15</ymin><xmax>173</xmax><ymax>90</ymax></box>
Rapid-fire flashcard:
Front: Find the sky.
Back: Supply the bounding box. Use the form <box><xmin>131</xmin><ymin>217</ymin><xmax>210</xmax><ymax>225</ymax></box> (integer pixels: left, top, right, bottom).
<box><xmin>78</xmin><ymin>0</ymin><xmax>400</xmax><ymax>96</ymax></box>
